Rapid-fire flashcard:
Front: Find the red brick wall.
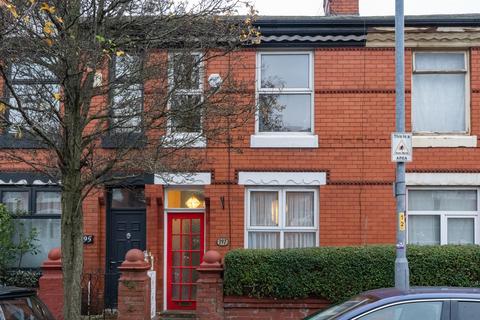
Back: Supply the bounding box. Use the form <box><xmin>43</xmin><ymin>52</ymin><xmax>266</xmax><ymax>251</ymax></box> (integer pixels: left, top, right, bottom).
<box><xmin>3</xmin><ymin>45</ymin><xmax>480</xmax><ymax>312</ymax></box>
<box><xmin>324</xmin><ymin>0</ymin><xmax>359</xmax><ymax>15</ymax></box>
<box><xmin>223</xmin><ymin>297</ymin><xmax>330</xmax><ymax>320</ymax></box>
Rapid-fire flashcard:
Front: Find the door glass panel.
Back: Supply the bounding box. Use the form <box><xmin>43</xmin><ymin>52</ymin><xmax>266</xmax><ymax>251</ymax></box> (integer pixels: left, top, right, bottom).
<box><xmin>172</xmin><ymin>219</ymin><xmax>181</xmax><ymax>234</ymax></box>
<box><xmin>182</xmin><ymin>235</ymin><xmax>191</xmax><ymax>250</ymax></box>
<box><xmin>191</xmin><ymin>252</ymin><xmax>200</xmax><ymax>266</ymax></box>
<box><xmin>182</xmin><ymin>269</ymin><xmax>191</xmax><ymax>283</ymax></box>
<box><xmin>172</xmin><ymin>268</ymin><xmax>180</xmax><ymax>283</ymax></box>
<box><xmin>111</xmin><ymin>188</ymin><xmax>145</xmax><ymax>208</ymax></box>
<box><xmin>448</xmin><ymin>218</ymin><xmax>474</xmax><ymax>244</ymax></box>
<box><xmin>172</xmin><ymin>235</ymin><xmax>181</xmax><ymax>250</ymax></box>
<box><xmin>192</xmin><ymin>219</ymin><xmax>200</xmax><ymax>233</ymax></box>
<box><xmin>173</xmin><ymin>252</ymin><xmax>181</xmax><ymax>266</ymax></box>
<box><xmin>182</xmin><ymin>252</ymin><xmax>190</xmax><ymax>265</ymax></box>
<box><xmin>359</xmin><ymin>301</ymin><xmax>443</xmax><ymax>320</ymax></box>
<box><xmin>182</xmin><ymin>220</ymin><xmax>191</xmax><ymax>234</ymax></box>
<box><xmin>181</xmin><ymin>285</ymin><xmax>190</xmax><ymax>300</ymax></box>
<box><xmin>172</xmin><ymin>285</ymin><xmax>180</xmax><ymax>300</ymax></box>
<box><xmin>192</xmin><ymin>236</ymin><xmax>200</xmax><ymax>250</ymax></box>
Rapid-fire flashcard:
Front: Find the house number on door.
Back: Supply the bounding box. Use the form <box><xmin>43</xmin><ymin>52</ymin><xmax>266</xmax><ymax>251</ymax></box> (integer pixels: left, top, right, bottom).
<box><xmin>126</xmin><ymin>232</ymin><xmax>132</xmax><ymax>240</ymax></box>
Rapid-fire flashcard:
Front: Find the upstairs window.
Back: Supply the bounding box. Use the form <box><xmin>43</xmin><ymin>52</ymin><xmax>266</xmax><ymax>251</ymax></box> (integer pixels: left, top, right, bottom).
<box><xmin>168</xmin><ymin>53</ymin><xmax>203</xmax><ymax>134</ymax></box>
<box><xmin>412</xmin><ymin>52</ymin><xmax>468</xmax><ymax>134</ymax></box>
<box><xmin>7</xmin><ymin>61</ymin><xmax>60</xmax><ymax>133</ymax></box>
<box><xmin>257</xmin><ymin>52</ymin><xmax>313</xmax><ymax>133</ymax></box>
<box><xmin>110</xmin><ymin>55</ymin><xmax>143</xmax><ymax>133</ymax></box>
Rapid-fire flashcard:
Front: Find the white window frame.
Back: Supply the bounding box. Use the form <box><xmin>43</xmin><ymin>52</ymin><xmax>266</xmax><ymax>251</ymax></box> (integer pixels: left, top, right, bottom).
<box><xmin>166</xmin><ymin>52</ymin><xmax>205</xmax><ymax>147</ymax></box>
<box><xmin>406</xmin><ymin>187</ymin><xmax>480</xmax><ymax>245</ymax></box>
<box><xmin>244</xmin><ymin>187</ymin><xmax>319</xmax><ymax>249</ymax></box>
<box><xmin>251</xmin><ymin>51</ymin><xmax>317</xmax><ymax>148</ymax></box>
<box><xmin>411</xmin><ymin>50</ymin><xmax>470</xmax><ymax>136</ymax></box>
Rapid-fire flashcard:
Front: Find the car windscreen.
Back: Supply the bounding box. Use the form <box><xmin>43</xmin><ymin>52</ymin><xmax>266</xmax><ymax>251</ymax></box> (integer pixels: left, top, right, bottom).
<box><xmin>304</xmin><ymin>296</ymin><xmax>374</xmax><ymax>320</ymax></box>
<box><xmin>0</xmin><ymin>296</ymin><xmax>54</xmax><ymax>320</ymax></box>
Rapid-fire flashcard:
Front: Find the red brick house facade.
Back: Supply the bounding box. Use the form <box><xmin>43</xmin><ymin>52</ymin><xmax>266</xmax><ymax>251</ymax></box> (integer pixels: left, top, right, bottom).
<box><xmin>3</xmin><ymin>0</ymin><xmax>480</xmax><ymax>313</ymax></box>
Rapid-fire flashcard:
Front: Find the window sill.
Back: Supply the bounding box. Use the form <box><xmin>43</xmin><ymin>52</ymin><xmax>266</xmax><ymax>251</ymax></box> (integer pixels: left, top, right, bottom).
<box><xmin>250</xmin><ymin>134</ymin><xmax>318</xmax><ymax>148</ymax></box>
<box><xmin>412</xmin><ymin>135</ymin><xmax>477</xmax><ymax>148</ymax></box>
<box><xmin>163</xmin><ymin>133</ymin><xmax>206</xmax><ymax>148</ymax></box>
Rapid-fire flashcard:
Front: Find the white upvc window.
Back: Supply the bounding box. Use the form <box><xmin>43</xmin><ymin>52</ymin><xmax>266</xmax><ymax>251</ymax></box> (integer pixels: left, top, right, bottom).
<box><xmin>245</xmin><ymin>187</ymin><xmax>318</xmax><ymax>249</ymax></box>
<box><xmin>251</xmin><ymin>52</ymin><xmax>317</xmax><ymax>148</ymax></box>
<box><xmin>8</xmin><ymin>61</ymin><xmax>60</xmax><ymax>133</ymax></box>
<box><xmin>412</xmin><ymin>51</ymin><xmax>469</xmax><ymax>135</ymax></box>
<box><xmin>407</xmin><ymin>188</ymin><xmax>479</xmax><ymax>245</ymax></box>
<box><xmin>111</xmin><ymin>54</ymin><xmax>143</xmax><ymax>133</ymax></box>
<box><xmin>256</xmin><ymin>51</ymin><xmax>313</xmax><ymax>133</ymax></box>
<box><xmin>168</xmin><ymin>52</ymin><xmax>204</xmax><ymax>134</ymax></box>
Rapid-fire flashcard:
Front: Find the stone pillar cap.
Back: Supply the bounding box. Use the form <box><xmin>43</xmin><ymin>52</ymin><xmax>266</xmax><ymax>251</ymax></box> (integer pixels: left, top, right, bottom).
<box><xmin>119</xmin><ymin>249</ymin><xmax>150</xmax><ymax>270</ymax></box>
<box><xmin>41</xmin><ymin>247</ymin><xmax>62</xmax><ymax>269</ymax></box>
<box><xmin>198</xmin><ymin>250</ymin><xmax>223</xmax><ymax>271</ymax></box>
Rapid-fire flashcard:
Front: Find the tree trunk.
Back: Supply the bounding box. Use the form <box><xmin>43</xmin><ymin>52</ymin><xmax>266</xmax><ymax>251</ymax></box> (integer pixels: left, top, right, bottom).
<box><xmin>61</xmin><ymin>175</ymin><xmax>84</xmax><ymax>320</ymax></box>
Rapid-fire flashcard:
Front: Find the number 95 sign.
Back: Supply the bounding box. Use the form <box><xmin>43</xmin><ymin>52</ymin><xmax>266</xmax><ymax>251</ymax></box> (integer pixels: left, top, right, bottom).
<box><xmin>83</xmin><ymin>235</ymin><xmax>94</xmax><ymax>244</ymax></box>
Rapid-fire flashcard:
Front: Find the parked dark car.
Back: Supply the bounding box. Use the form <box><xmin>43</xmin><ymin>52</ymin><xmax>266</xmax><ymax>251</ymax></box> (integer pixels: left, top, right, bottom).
<box><xmin>0</xmin><ymin>286</ymin><xmax>54</xmax><ymax>320</ymax></box>
<box><xmin>304</xmin><ymin>287</ymin><xmax>480</xmax><ymax>320</ymax></box>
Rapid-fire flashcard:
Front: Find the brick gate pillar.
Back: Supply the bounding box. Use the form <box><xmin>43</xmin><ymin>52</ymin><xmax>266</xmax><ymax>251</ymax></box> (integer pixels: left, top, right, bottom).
<box><xmin>38</xmin><ymin>247</ymin><xmax>64</xmax><ymax>320</ymax></box>
<box><xmin>117</xmin><ymin>249</ymin><xmax>151</xmax><ymax>320</ymax></box>
<box><xmin>196</xmin><ymin>250</ymin><xmax>224</xmax><ymax>320</ymax></box>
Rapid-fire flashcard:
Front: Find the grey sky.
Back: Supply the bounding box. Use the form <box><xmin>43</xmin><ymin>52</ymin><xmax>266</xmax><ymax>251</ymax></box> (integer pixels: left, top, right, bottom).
<box><xmin>251</xmin><ymin>0</ymin><xmax>480</xmax><ymax>16</ymax></box>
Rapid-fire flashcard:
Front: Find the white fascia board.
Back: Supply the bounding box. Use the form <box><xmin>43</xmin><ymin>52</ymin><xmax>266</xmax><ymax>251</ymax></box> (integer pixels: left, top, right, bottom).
<box><xmin>406</xmin><ymin>173</ymin><xmax>480</xmax><ymax>186</ymax></box>
<box><xmin>154</xmin><ymin>172</ymin><xmax>211</xmax><ymax>185</ymax></box>
<box><xmin>238</xmin><ymin>172</ymin><xmax>327</xmax><ymax>186</ymax></box>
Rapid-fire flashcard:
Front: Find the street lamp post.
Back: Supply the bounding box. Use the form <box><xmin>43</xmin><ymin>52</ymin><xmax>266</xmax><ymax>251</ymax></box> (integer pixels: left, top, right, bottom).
<box><xmin>394</xmin><ymin>0</ymin><xmax>410</xmax><ymax>290</ymax></box>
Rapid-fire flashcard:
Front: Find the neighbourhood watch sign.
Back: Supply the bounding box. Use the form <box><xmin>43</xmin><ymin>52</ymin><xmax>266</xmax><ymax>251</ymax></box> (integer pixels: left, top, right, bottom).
<box><xmin>391</xmin><ymin>133</ymin><xmax>412</xmax><ymax>162</ymax></box>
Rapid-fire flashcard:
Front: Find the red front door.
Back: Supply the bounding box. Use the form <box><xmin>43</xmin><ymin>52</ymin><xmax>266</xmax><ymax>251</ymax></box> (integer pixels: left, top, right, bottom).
<box><xmin>167</xmin><ymin>213</ymin><xmax>204</xmax><ymax>310</ymax></box>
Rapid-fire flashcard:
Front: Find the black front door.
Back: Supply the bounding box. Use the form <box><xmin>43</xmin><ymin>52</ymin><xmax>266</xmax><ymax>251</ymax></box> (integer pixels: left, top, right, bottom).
<box><xmin>105</xmin><ymin>188</ymin><xmax>146</xmax><ymax>309</ymax></box>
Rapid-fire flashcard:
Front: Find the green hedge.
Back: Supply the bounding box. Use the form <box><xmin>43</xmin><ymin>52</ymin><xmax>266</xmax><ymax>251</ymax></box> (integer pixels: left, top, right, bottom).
<box><xmin>0</xmin><ymin>269</ymin><xmax>41</xmax><ymax>288</ymax></box>
<box><xmin>223</xmin><ymin>245</ymin><xmax>480</xmax><ymax>303</ymax></box>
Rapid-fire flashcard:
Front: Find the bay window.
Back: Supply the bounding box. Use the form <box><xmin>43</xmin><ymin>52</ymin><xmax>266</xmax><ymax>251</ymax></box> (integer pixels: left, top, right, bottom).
<box><xmin>1</xmin><ymin>187</ymin><xmax>61</xmax><ymax>268</ymax></box>
<box><xmin>407</xmin><ymin>189</ymin><xmax>478</xmax><ymax>245</ymax></box>
<box><xmin>246</xmin><ymin>188</ymin><xmax>318</xmax><ymax>249</ymax></box>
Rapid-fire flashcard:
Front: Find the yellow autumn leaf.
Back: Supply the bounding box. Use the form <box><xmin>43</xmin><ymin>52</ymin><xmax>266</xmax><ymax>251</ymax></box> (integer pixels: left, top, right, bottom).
<box><xmin>0</xmin><ymin>102</ymin><xmax>6</xmax><ymax>114</ymax></box>
<box><xmin>29</xmin><ymin>0</ymin><xmax>37</xmax><ymax>4</ymax></box>
<box><xmin>53</xmin><ymin>93</ymin><xmax>61</xmax><ymax>101</ymax></box>
<box><xmin>43</xmin><ymin>21</ymin><xmax>54</xmax><ymax>35</ymax></box>
<box><xmin>40</xmin><ymin>2</ymin><xmax>55</xmax><ymax>14</ymax></box>
<box><xmin>55</xmin><ymin>15</ymin><xmax>63</xmax><ymax>24</ymax></box>
<box><xmin>44</xmin><ymin>38</ymin><xmax>54</xmax><ymax>47</ymax></box>
<box><xmin>115</xmin><ymin>50</ymin><xmax>125</xmax><ymax>57</ymax></box>
<box><xmin>6</xmin><ymin>4</ymin><xmax>19</xmax><ymax>18</ymax></box>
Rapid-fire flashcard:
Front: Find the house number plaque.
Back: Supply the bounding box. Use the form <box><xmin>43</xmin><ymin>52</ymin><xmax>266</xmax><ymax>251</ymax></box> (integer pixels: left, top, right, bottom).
<box><xmin>83</xmin><ymin>235</ymin><xmax>94</xmax><ymax>244</ymax></box>
<box><xmin>216</xmin><ymin>238</ymin><xmax>229</xmax><ymax>247</ymax></box>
